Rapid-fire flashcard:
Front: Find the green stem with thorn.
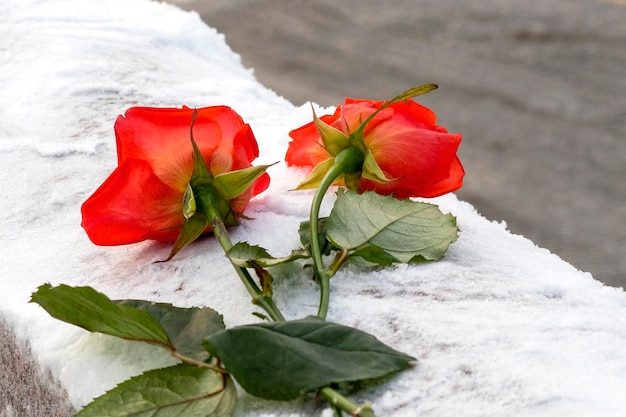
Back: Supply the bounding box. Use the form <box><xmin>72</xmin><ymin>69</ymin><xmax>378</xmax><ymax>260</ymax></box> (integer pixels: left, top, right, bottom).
<box><xmin>201</xmin><ymin>199</ymin><xmax>285</xmax><ymax>322</ymax></box>
<box><xmin>309</xmin><ymin>148</ymin><xmax>364</xmax><ymax>320</ymax></box>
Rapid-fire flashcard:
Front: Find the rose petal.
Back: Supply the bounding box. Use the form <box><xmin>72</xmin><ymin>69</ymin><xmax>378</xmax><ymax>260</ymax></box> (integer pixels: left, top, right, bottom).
<box><xmin>81</xmin><ymin>158</ymin><xmax>185</xmax><ymax>245</ymax></box>
<box><xmin>286</xmin><ymin>97</ymin><xmax>464</xmax><ymax>199</ymax></box>
<box><xmin>114</xmin><ymin>106</ymin><xmax>248</xmax><ymax>191</ymax></box>
<box><xmin>252</xmin><ymin>172</ymin><xmax>271</xmax><ymax>196</ymax></box>
<box><xmin>361</xmin><ymin>127</ymin><xmax>462</xmax><ymax>198</ymax></box>
<box><xmin>212</xmin><ymin>123</ymin><xmax>258</xmax><ymax>175</ymax></box>
<box><xmin>418</xmin><ymin>156</ymin><xmax>465</xmax><ymax>198</ymax></box>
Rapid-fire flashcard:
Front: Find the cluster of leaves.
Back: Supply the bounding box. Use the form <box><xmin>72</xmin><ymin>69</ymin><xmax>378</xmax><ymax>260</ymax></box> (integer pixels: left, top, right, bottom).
<box><xmin>32</xmin><ymin>285</ymin><xmax>413</xmax><ymax>416</ymax></box>
<box><xmin>31</xmin><ymin>189</ymin><xmax>457</xmax><ymax>416</ymax></box>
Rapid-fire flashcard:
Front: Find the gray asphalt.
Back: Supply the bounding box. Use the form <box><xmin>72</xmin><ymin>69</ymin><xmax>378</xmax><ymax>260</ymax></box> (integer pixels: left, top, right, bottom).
<box><xmin>165</xmin><ymin>0</ymin><xmax>626</xmax><ymax>288</ymax></box>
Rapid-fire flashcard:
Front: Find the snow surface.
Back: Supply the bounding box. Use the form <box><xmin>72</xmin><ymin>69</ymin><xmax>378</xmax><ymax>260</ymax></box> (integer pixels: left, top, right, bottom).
<box><xmin>2</xmin><ymin>0</ymin><xmax>626</xmax><ymax>416</ymax></box>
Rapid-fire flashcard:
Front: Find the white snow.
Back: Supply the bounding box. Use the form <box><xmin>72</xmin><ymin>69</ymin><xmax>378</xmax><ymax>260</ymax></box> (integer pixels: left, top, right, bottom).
<box><xmin>2</xmin><ymin>0</ymin><xmax>625</xmax><ymax>416</ymax></box>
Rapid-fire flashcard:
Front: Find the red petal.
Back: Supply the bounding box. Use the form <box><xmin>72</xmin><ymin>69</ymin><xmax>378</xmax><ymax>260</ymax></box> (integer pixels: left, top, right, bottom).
<box><xmin>236</xmin><ymin>123</ymin><xmax>260</xmax><ymax>163</ymax></box>
<box><xmin>81</xmin><ymin>158</ymin><xmax>184</xmax><ymax>245</ymax></box>
<box><xmin>114</xmin><ymin>106</ymin><xmax>250</xmax><ymax>190</ymax></box>
<box><xmin>286</xmin><ymin>98</ymin><xmax>463</xmax><ymax>198</ymax></box>
<box><xmin>360</xmin><ymin>128</ymin><xmax>463</xmax><ymax>198</ymax></box>
<box><xmin>358</xmin><ymin>101</ymin><xmax>463</xmax><ymax>198</ymax></box>
<box><xmin>206</xmin><ymin>117</ymin><xmax>259</xmax><ymax>176</ymax></box>
<box><xmin>418</xmin><ymin>156</ymin><xmax>465</xmax><ymax>198</ymax></box>
<box><xmin>252</xmin><ymin>172</ymin><xmax>271</xmax><ymax>196</ymax></box>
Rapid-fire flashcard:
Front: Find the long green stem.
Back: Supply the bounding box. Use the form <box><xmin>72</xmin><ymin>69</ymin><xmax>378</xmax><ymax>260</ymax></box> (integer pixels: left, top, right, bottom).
<box><xmin>311</xmin><ymin>148</ymin><xmax>364</xmax><ymax>320</ymax></box>
<box><xmin>208</xmin><ymin>209</ymin><xmax>285</xmax><ymax>322</ymax></box>
<box><xmin>319</xmin><ymin>387</ymin><xmax>376</xmax><ymax>417</ymax></box>
<box><xmin>311</xmin><ymin>164</ymin><xmax>345</xmax><ymax>319</ymax></box>
<box><xmin>307</xmin><ymin>152</ymin><xmax>375</xmax><ymax>416</ymax></box>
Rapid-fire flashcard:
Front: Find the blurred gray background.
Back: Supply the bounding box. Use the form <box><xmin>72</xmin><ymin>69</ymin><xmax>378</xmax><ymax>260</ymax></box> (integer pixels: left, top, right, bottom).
<box><xmin>163</xmin><ymin>0</ymin><xmax>625</xmax><ymax>288</ymax></box>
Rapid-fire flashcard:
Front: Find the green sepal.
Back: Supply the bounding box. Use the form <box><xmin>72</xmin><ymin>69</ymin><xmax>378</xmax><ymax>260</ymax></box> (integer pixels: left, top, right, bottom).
<box><xmin>204</xmin><ymin>316</ymin><xmax>415</xmax><ymax>401</ymax></box>
<box><xmin>386</xmin><ymin>83</ymin><xmax>438</xmax><ymax>106</ymax></box>
<box><xmin>293</xmin><ymin>157</ymin><xmax>336</xmax><ymax>190</ymax></box>
<box><xmin>161</xmin><ymin>110</ymin><xmax>215</xmax><ymax>262</ymax></box>
<box><xmin>360</xmin><ymin>149</ymin><xmax>397</xmax><ymax>183</ymax></box>
<box><xmin>182</xmin><ymin>184</ymin><xmax>197</xmax><ymax>220</ymax></box>
<box><xmin>312</xmin><ymin>106</ymin><xmax>349</xmax><ymax>156</ymax></box>
<box><xmin>187</xmin><ymin>109</ymin><xmax>240</xmax><ymax>225</ymax></box>
<box><xmin>212</xmin><ymin>164</ymin><xmax>273</xmax><ymax>200</ymax></box>
<box><xmin>343</xmin><ymin>171</ymin><xmax>362</xmax><ymax>191</ymax></box>
<box><xmin>76</xmin><ymin>364</ymin><xmax>237</xmax><ymax>417</ymax></box>
<box><xmin>353</xmin><ymin>84</ymin><xmax>438</xmax><ymax>139</ymax></box>
<box><xmin>189</xmin><ymin>111</ymin><xmax>214</xmax><ymax>187</ymax></box>
<box><xmin>161</xmin><ymin>213</ymin><xmax>209</xmax><ymax>262</ymax></box>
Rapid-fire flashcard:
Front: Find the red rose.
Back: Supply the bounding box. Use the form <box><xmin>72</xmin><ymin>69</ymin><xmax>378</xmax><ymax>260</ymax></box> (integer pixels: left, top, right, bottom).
<box><xmin>81</xmin><ymin>106</ymin><xmax>269</xmax><ymax>245</ymax></box>
<box><xmin>285</xmin><ymin>98</ymin><xmax>464</xmax><ymax>199</ymax></box>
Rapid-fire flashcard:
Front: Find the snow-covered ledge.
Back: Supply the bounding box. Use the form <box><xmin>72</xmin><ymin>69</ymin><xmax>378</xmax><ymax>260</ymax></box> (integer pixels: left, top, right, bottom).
<box><xmin>2</xmin><ymin>1</ymin><xmax>625</xmax><ymax>416</ymax></box>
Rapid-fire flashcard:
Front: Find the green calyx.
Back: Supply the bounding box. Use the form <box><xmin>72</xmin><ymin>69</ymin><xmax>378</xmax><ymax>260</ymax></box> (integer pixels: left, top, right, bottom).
<box><xmin>333</xmin><ymin>147</ymin><xmax>364</xmax><ymax>174</ymax></box>
<box><xmin>294</xmin><ymin>106</ymin><xmax>368</xmax><ymax>191</ymax></box>
<box><xmin>293</xmin><ymin>141</ymin><xmax>392</xmax><ymax>192</ymax></box>
<box><xmin>296</xmin><ymin>84</ymin><xmax>438</xmax><ymax>192</ymax></box>
<box><xmin>194</xmin><ymin>183</ymin><xmax>239</xmax><ymax>227</ymax></box>
<box><xmin>312</xmin><ymin>106</ymin><xmax>349</xmax><ymax>157</ymax></box>
<box><xmin>293</xmin><ymin>147</ymin><xmax>365</xmax><ymax>191</ymax></box>
<box><xmin>162</xmin><ymin>110</ymin><xmax>270</xmax><ymax>261</ymax></box>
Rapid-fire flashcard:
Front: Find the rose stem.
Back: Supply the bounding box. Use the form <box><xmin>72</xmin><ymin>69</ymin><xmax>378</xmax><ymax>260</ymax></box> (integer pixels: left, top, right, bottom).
<box><xmin>309</xmin><ymin>148</ymin><xmax>363</xmax><ymax>320</ymax></box>
<box><xmin>319</xmin><ymin>387</ymin><xmax>376</xmax><ymax>417</ymax></box>
<box><xmin>206</xmin><ymin>206</ymin><xmax>285</xmax><ymax>322</ymax></box>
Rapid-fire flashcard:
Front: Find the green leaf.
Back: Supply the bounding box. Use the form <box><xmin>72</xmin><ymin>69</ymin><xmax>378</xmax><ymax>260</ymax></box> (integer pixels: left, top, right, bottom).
<box><xmin>30</xmin><ymin>284</ymin><xmax>172</xmax><ymax>348</ymax></box>
<box><xmin>327</xmin><ymin>190</ymin><xmax>458</xmax><ymax>264</ymax></box>
<box><xmin>77</xmin><ymin>364</ymin><xmax>237</xmax><ymax>417</ymax></box>
<box><xmin>114</xmin><ymin>301</ymin><xmax>225</xmax><ymax>362</ymax></box>
<box><xmin>227</xmin><ymin>242</ymin><xmax>309</xmax><ymax>268</ymax></box>
<box><xmin>212</xmin><ymin>164</ymin><xmax>273</xmax><ymax>200</ymax></box>
<box><xmin>298</xmin><ymin>217</ymin><xmax>339</xmax><ymax>256</ymax></box>
<box><xmin>349</xmin><ymin>245</ymin><xmax>401</xmax><ymax>267</ymax></box>
<box><xmin>312</xmin><ymin>106</ymin><xmax>349</xmax><ymax>156</ymax></box>
<box><xmin>204</xmin><ymin>316</ymin><xmax>414</xmax><ymax>401</ymax></box>
<box><xmin>227</xmin><ymin>242</ymin><xmax>309</xmax><ymax>299</ymax></box>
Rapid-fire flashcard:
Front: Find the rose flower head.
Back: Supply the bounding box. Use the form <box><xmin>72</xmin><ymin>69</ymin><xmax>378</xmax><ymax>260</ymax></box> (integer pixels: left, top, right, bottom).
<box><xmin>285</xmin><ymin>85</ymin><xmax>464</xmax><ymax>199</ymax></box>
<box><xmin>81</xmin><ymin>106</ymin><xmax>270</xmax><ymax>259</ymax></box>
